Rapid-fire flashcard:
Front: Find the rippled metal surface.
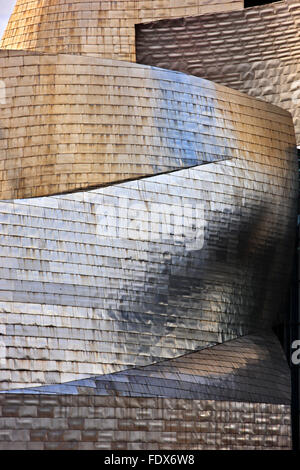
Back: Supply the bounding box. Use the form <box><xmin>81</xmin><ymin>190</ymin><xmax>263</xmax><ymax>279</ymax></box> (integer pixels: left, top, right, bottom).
<box><xmin>0</xmin><ymin>332</ymin><xmax>292</xmax><ymax>449</ymax></box>
<box><xmin>0</xmin><ymin>391</ymin><xmax>292</xmax><ymax>450</ymax></box>
<box><xmin>0</xmin><ymin>50</ymin><xmax>241</xmax><ymax>199</ymax></box>
<box><xmin>6</xmin><ymin>333</ymin><xmax>291</xmax><ymax>406</ymax></box>
<box><xmin>0</xmin><ymin>98</ymin><xmax>297</xmax><ymax>388</ymax></box>
<box><xmin>0</xmin><ymin>0</ymin><xmax>243</xmax><ymax>61</ymax></box>
<box><xmin>0</xmin><ymin>0</ymin><xmax>297</xmax><ymax>452</ymax></box>
<box><xmin>136</xmin><ymin>0</ymin><xmax>300</xmax><ymax>145</ymax></box>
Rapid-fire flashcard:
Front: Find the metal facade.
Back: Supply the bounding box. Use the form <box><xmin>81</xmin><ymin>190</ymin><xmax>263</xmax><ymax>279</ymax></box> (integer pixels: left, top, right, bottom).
<box><xmin>0</xmin><ymin>0</ymin><xmax>243</xmax><ymax>61</ymax></box>
<box><xmin>0</xmin><ymin>0</ymin><xmax>298</xmax><ymax>450</ymax></box>
<box><xmin>136</xmin><ymin>0</ymin><xmax>300</xmax><ymax>144</ymax></box>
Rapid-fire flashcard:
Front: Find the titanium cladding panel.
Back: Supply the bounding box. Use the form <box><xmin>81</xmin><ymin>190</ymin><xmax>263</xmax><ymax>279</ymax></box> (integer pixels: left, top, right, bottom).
<box><xmin>0</xmin><ymin>334</ymin><xmax>292</xmax><ymax>450</ymax></box>
<box><xmin>0</xmin><ymin>51</ymin><xmax>242</xmax><ymax>199</ymax></box>
<box><xmin>0</xmin><ymin>393</ymin><xmax>292</xmax><ymax>450</ymax></box>
<box><xmin>136</xmin><ymin>0</ymin><xmax>300</xmax><ymax>145</ymax></box>
<box><xmin>0</xmin><ymin>92</ymin><xmax>297</xmax><ymax>389</ymax></box>
<box><xmin>10</xmin><ymin>333</ymin><xmax>292</xmax><ymax>406</ymax></box>
<box><xmin>0</xmin><ymin>0</ymin><xmax>297</xmax><ymax>451</ymax></box>
<box><xmin>0</xmin><ymin>0</ymin><xmax>243</xmax><ymax>61</ymax></box>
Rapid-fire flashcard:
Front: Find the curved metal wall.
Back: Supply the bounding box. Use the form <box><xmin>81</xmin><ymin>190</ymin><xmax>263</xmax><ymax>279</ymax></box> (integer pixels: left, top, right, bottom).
<box><xmin>0</xmin><ymin>0</ymin><xmax>243</xmax><ymax>61</ymax></box>
<box><xmin>0</xmin><ymin>0</ymin><xmax>298</xmax><ymax>451</ymax></box>
<box><xmin>0</xmin><ymin>333</ymin><xmax>292</xmax><ymax>450</ymax></box>
<box><xmin>0</xmin><ymin>100</ymin><xmax>297</xmax><ymax>388</ymax></box>
<box><xmin>0</xmin><ymin>50</ymin><xmax>243</xmax><ymax>199</ymax></box>
<box><xmin>136</xmin><ymin>0</ymin><xmax>300</xmax><ymax>145</ymax></box>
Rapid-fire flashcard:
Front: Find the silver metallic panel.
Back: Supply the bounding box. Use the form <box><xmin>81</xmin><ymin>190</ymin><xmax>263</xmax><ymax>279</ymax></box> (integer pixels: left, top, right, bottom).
<box><xmin>5</xmin><ymin>333</ymin><xmax>291</xmax><ymax>406</ymax></box>
<box><xmin>0</xmin><ymin>105</ymin><xmax>297</xmax><ymax>388</ymax></box>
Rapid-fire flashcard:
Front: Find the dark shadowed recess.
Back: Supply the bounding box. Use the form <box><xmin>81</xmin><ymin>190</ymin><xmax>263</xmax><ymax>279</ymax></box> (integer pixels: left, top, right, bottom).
<box><xmin>244</xmin><ymin>0</ymin><xmax>281</xmax><ymax>6</ymax></box>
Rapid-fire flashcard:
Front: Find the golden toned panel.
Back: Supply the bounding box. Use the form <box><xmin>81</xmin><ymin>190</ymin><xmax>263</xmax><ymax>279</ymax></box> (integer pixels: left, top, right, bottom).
<box><xmin>1</xmin><ymin>48</ymin><xmax>292</xmax><ymax>200</ymax></box>
<box><xmin>0</xmin><ymin>0</ymin><xmax>243</xmax><ymax>62</ymax></box>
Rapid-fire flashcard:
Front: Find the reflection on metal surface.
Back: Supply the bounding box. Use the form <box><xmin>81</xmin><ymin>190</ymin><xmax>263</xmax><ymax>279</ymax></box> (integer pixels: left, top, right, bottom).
<box><xmin>6</xmin><ymin>333</ymin><xmax>291</xmax><ymax>405</ymax></box>
<box><xmin>0</xmin><ymin>333</ymin><xmax>292</xmax><ymax>450</ymax></box>
<box><xmin>0</xmin><ymin>391</ymin><xmax>291</xmax><ymax>450</ymax></box>
<box><xmin>136</xmin><ymin>0</ymin><xmax>300</xmax><ymax>145</ymax></box>
<box><xmin>0</xmin><ymin>50</ymin><xmax>241</xmax><ymax>199</ymax></box>
<box><xmin>0</xmin><ymin>0</ymin><xmax>243</xmax><ymax>61</ymax></box>
<box><xmin>0</xmin><ymin>107</ymin><xmax>297</xmax><ymax>388</ymax></box>
<box><xmin>0</xmin><ymin>0</ymin><xmax>298</xmax><ymax>451</ymax></box>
